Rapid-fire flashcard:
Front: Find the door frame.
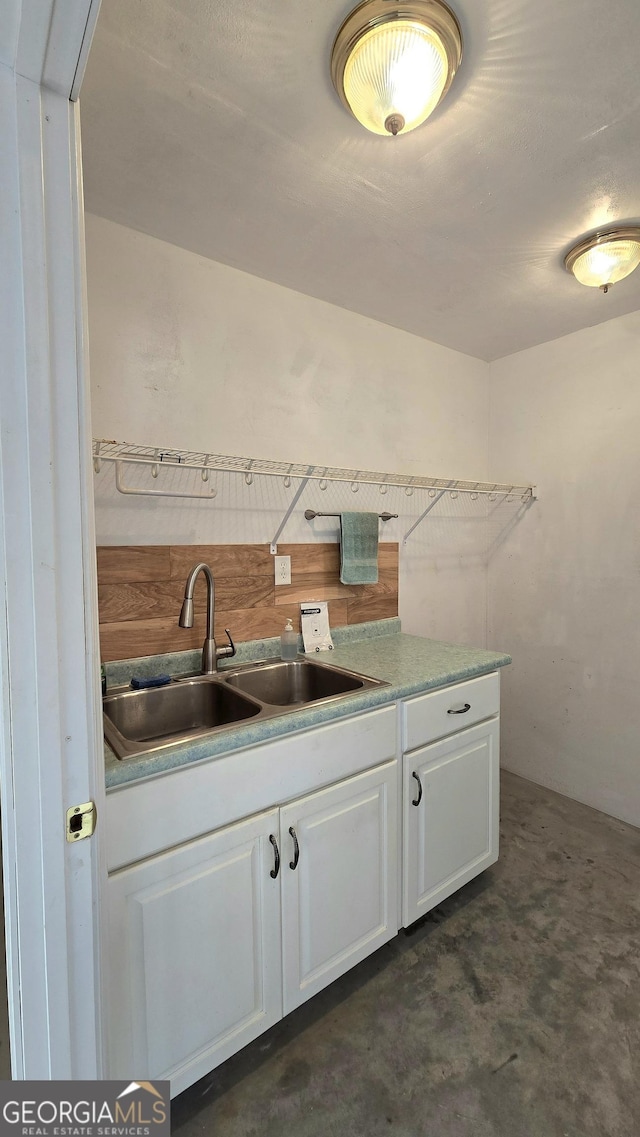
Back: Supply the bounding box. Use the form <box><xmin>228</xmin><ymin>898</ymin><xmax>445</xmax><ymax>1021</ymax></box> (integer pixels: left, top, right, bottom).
<box><xmin>0</xmin><ymin>0</ymin><xmax>105</xmax><ymax>1077</ymax></box>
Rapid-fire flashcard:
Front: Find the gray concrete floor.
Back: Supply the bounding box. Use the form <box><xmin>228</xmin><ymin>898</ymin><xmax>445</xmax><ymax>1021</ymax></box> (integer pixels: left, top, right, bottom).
<box><xmin>172</xmin><ymin>772</ymin><xmax>640</xmax><ymax>1137</ymax></box>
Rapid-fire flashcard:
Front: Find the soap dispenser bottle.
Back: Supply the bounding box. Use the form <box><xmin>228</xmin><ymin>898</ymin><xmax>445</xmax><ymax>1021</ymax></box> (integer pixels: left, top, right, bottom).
<box><xmin>280</xmin><ymin>618</ymin><xmax>298</xmax><ymax>661</ymax></box>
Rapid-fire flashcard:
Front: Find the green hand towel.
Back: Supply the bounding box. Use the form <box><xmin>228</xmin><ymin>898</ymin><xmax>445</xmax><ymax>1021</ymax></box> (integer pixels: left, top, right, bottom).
<box><xmin>340</xmin><ymin>512</ymin><xmax>379</xmax><ymax>584</ymax></box>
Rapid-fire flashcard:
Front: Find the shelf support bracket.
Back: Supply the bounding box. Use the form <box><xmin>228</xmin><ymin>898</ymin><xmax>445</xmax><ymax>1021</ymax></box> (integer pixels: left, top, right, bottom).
<box><xmin>270</xmin><ymin>469</ymin><xmax>313</xmax><ymax>554</ymax></box>
<box><xmin>402</xmin><ymin>484</ymin><xmax>452</xmax><ymax>545</ymax></box>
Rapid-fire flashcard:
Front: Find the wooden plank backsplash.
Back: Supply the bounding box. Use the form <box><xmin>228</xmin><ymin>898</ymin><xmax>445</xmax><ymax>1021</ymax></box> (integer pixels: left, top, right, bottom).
<box><xmin>97</xmin><ymin>543</ymin><xmax>399</xmax><ymax>662</ymax></box>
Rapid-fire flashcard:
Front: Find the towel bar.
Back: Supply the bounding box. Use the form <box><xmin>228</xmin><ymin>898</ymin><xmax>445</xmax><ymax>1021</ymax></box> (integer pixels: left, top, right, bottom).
<box><xmin>304</xmin><ymin>510</ymin><xmax>397</xmax><ymax>521</ymax></box>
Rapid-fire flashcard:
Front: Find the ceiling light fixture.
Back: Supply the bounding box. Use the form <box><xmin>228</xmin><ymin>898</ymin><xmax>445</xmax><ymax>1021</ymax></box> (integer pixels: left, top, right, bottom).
<box><xmin>564</xmin><ymin>227</ymin><xmax>640</xmax><ymax>294</ymax></box>
<box><xmin>331</xmin><ymin>0</ymin><xmax>463</xmax><ymax>137</ymax></box>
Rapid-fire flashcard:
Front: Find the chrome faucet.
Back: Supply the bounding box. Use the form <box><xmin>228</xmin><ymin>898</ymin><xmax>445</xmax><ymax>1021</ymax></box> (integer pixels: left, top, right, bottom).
<box><xmin>178</xmin><ymin>562</ymin><xmax>236</xmax><ymax>674</ymax></box>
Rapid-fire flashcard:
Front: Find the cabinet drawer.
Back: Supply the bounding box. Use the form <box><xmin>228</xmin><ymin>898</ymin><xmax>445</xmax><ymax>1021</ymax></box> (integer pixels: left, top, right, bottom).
<box><xmin>403</xmin><ymin>671</ymin><xmax>499</xmax><ymax>752</ymax></box>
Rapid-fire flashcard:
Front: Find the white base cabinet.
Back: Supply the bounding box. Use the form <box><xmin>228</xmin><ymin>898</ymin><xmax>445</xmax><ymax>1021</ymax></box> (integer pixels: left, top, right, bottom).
<box><xmin>105</xmin><ymin>674</ymin><xmax>503</xmax><ymax>1095</ymax></box>
<box><xmin>107</xmin><ymin>809</ymin><xmax>283</xmax><ymax>1094</ymax></box>
<box><xmin>107</xmin><ymin>758</ymin><xmax>397</xmax><ymax>1095</ymax></box>
<box><xmin>281</xmin><ymin>761</ymin><xmax>397</xmax><ymax>1014</ymax></box>
<box><xmin>402</xmin><ymin>718</ymin><xmax>499</xmax><ymax>927</ymax></box>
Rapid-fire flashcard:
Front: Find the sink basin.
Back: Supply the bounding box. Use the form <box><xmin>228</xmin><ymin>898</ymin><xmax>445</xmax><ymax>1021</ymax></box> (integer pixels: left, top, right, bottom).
<box><xmin>103</xmin><ymin>677</ymin><xmax>261</xmax><ymax>758</ymax></box>
<box><xmin>223</xmin><ymin>658</ymin><xmax>365</xmax><ymax>705</ymax></box>
<box><xmin>104</xmin><ymin>657</ymin><xmax>388</xmax><ymax>760</ymax></box>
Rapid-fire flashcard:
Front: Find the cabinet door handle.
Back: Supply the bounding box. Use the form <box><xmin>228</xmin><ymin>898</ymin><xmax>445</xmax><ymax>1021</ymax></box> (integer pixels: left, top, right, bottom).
<box><xmin>412</xmin><ymin>771</ymin><xmax>422</xmax><ymax>806</ymax></box>
<box><xmin>289</xmin><ymin>826</ymin><xmax>299</xmax><ymax>870</ymax></box>
<box><xmin>269</xmin><ymin>834</ymin><xmax>280</xmax><ymax>878</ymax></box>
<box><xmin>447</xmin><ymin>702</ymin><xmax>471</xmax><ymax>715</ymax></box>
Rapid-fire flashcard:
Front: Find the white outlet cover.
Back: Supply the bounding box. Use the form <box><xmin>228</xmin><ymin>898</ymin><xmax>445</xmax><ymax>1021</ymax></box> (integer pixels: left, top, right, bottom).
<box><xmin>274</xmin><ymin>555</ymin><xmax>291</xmax><ymax>585</ymax></box>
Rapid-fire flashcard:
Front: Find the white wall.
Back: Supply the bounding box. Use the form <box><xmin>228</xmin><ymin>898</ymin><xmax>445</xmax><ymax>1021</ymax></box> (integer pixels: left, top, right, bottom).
<box><xmin>488</xmin><ymin>310</ymin><xmax>640</xmax><ymax>826</ymax></box>
<box><xmin>87</xmin><ymin>214</ymin><xmax>492</xmax><ymax>647</ymax></box>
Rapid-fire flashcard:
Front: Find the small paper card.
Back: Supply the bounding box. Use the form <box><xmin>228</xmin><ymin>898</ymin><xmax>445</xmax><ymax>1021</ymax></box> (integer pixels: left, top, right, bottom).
<box><xmin>300</xmin><ymin>601</ymin><xmax>334</xmax><ymax>653</ymax></box>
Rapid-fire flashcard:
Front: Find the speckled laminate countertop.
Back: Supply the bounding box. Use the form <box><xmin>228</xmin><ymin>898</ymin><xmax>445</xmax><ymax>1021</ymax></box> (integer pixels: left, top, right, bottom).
<box><xmin>104</xmin><ymin>620</ymin><xmax>510</xmax><ymax>790</ymax></box>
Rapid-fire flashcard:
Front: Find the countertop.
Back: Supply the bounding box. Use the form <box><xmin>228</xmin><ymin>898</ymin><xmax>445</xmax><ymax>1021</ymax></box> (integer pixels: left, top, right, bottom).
<box><xmin>105</xmin><ymin>620</ymin><xmax>511</xmax><ymax>790</ymax></box>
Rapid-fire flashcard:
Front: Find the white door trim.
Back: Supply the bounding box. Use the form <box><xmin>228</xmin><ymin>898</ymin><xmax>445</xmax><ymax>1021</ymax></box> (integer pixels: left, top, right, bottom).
<box><xmin>0</xmin><ymin>0</ymin><xmax>105</xmax><ymax>1078</ymax></box>
<box><xmin>4</xmin><ymin>0</ymin><xmax>102</xmax><ymax>96</ymax></box>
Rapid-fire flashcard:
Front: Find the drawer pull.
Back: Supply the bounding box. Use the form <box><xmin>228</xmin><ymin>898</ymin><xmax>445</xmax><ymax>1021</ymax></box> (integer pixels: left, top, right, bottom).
<box><xmin>269</xmin><ymin>834</ymin><xmax>280</xmax><ymax>879</ymax></box>
<box><xmin>412</xmin><ymin>771</ymin><xmax>422</xmax><ymax>806</ymax></box>
<box><xmin>289</xmin><ymin>826</ymin><xmax>299</xmax><ymax>870</ymax></box>
<box><xmin>447</xmin><ymin>702</ymin><xmax>471</xmax><ymax>715</ymax></box>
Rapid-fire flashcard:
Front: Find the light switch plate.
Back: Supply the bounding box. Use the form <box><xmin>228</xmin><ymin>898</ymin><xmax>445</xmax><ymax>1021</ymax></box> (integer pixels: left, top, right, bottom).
<box><xmin>274</xmin><ymin>555</ymin><xmax>291</xmax><ymax>585</ymax></box>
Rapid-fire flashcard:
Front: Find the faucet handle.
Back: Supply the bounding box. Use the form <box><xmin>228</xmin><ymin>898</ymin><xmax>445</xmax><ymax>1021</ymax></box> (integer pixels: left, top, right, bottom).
<box><xmin>217</xmin><ymin>628</ymin><xmax>236</xmax><ymax>659</ymax></box>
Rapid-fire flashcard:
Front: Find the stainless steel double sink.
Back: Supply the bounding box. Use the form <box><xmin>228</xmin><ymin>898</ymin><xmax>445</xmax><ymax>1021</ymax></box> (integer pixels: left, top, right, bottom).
<box><xmin>103</xmin><ymin>656</ymin><xmax>388</xmax><ymax>760</ymax></box>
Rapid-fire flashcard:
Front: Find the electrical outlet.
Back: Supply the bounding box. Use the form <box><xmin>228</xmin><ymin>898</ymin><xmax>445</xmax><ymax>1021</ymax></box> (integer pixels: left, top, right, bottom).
<box><xmin>274</xmin><ymin>555</ymin><xmax>291</xmax><ymax>586</ymax></box>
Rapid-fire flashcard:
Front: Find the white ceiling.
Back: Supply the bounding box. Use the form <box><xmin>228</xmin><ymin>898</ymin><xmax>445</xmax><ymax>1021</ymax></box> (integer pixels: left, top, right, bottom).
<box><xmin>80</xmin><ymin>0</ymin><xmax>640</xmax><ymax>361</ymax></box>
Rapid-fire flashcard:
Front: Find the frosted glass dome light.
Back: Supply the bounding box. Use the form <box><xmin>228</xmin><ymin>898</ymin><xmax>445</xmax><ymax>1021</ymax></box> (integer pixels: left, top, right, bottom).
<box><xmin>565</xmin><ymin>228</ymin><xmax>640</xmax><ymax>293</ymax></box>
<box><xmin>331</xmin><ymin>0</ymin><xmax>463</xmax><ymax>137</ymax></box>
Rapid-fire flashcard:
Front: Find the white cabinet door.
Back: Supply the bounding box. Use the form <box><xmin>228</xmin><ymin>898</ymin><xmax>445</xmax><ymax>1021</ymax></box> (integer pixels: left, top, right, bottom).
<box><xmin>403</xmin><ymin>719</ymin><xmax>499</xmax><ymax>927</ymax></box>
<box><xmin>281</xmin><ymin>761</ymin><xmax>398</xmax><ymax>1014</ymax></box>
<box><xmin>107</xmin><ymin>809</ymin><xmax>282</xmax><ymax>1096</ymax></box>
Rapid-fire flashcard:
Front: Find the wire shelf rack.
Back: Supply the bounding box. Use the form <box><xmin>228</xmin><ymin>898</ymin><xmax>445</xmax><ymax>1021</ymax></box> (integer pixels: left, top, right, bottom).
<box><xmin>92</xmin><ymin>438</ymin><xmax>536</xmax><ymax>500</ymax></box>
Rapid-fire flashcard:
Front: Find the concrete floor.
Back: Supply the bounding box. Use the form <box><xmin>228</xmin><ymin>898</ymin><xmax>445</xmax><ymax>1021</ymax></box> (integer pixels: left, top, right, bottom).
<box><xmin>172</xmin><ymin>772</ymin><xmax>640</xmax><ymax>1137</ymax></box>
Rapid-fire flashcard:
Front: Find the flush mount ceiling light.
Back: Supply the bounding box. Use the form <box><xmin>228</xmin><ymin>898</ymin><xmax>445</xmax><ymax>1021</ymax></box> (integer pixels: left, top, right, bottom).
<box><xmin>564</xmin><ymin>227</ymin><xmax>640</xmax><ymax>294</ymax></box>
<box><xmin>330</xmin><ymin>0</ymin><xmax>463</xmax><ymax>137</ymax></box>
